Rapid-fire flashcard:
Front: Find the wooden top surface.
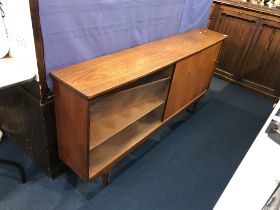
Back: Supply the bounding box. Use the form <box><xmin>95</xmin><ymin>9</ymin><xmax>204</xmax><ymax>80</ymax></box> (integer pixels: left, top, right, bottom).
<box><xmin>50</xmin><ymin>29</ymin><xmax>226</xmax><ymax>99</ymax></box>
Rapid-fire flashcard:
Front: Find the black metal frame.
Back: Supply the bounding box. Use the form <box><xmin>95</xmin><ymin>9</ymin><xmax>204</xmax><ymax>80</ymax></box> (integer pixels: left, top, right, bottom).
<box><xmin>0</xmin><ymin>159</ymin><xmax>27</xmax><ymax>183</ymax></box>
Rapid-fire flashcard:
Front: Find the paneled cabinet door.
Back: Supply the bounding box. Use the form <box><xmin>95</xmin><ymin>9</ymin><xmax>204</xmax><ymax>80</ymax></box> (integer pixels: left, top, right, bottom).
<box><xmin>214</xmin><ymin>6</ymin><xmax>259</xmax><ymax>78</ymax></box>
<box><xmin>163</xmin><ymin>43</ymin><xmax>222</xmax><ymax>121</ymax></box>
<box><xmin>239</xmin><ymin>20</ymin><xmax>280</xmax><ymax>97</ymax></box>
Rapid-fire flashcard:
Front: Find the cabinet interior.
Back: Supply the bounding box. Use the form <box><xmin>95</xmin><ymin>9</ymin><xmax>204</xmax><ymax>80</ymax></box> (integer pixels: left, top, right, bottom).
<box><xmin>88</xmin><ymin>69</ymin><xmax>172</xmax><ymax>178</ymax></box>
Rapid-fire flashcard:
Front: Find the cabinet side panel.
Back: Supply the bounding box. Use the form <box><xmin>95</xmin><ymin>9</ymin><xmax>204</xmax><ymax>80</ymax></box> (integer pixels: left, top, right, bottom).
<box><xmin>164</xmin><ymin>42</ymin><xmax>222</xmax><ymax>120</ymax></box>
<box><xmin>53</xmin><ymin>81</ymin><xmax>89</xmax><ymax>180</ymax></box>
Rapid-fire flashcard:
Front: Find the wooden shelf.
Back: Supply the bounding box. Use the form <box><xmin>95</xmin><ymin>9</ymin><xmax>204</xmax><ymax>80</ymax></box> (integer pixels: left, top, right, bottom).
<box><xmin>89</xmin><ymin>78</ymin><xmax>171</xmax><ymax>149</ymax></box>
<box><xmin>89</xmin><ymin>106</ymin><xmax>163</xmax><ymax>178</ymax></box>
<box><xmin>89</xmin><ymin>99</ymin><xmax>165</xmax><ymax>149</ymax></box>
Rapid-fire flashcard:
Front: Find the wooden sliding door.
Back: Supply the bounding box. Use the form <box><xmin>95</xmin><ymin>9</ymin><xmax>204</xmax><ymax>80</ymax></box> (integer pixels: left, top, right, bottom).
<box><xmin>164</xmin><ymin>43</ymin><xmax>222</xmax><ymax>121</ymax></box>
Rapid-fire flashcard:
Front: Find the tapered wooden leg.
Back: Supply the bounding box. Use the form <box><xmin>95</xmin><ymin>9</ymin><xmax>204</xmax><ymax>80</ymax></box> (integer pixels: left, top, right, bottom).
<box><xmin>187</xmin><ymin>101</ymin><xmax>198</xmax><ymax>114</ymax></box>
<box><xmin>102</xmin><ymin>172</ymin><xmax>110</xmax><ymax>187</ymax></box>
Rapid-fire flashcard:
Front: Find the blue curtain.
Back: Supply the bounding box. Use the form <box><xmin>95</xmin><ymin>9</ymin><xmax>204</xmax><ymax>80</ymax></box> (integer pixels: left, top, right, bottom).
<box><xmin>39</xmin><ymin>0</ymin><xmax>212</xmax><ymax>89</ymax></box>
<box><xmin>179</xmin><ymin>0</ymin><xmax>212</xmax><ymax>32</ymax></box>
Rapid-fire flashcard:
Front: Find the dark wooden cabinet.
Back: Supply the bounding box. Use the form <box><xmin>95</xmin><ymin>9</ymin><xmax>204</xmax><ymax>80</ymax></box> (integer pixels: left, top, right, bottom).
<box><xmin>208</xmin><ymin>4</ymin><xmax>216</xmax><ymax>28</ymax></box>
<box><xmin>239</xmin><ymin>20</ymin><xmax>280</xmax><ymax>95</ymax></box>
<box><xmin>213</xmin><ymin>6</ymin><xmax>258</xmax><ymax>77</ymax></box>
<box><xmin>209</xmin><ymin>0</ymin><xmax>280</xmax><ymax>98</ymax></box>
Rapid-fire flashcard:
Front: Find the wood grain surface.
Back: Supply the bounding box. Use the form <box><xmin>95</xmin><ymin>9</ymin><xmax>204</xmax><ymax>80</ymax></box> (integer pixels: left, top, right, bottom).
<box><xmin>53</xmin><ymin>81</ymin><xmax>89</xmax><ymax>180</ymax></box>
<box><xmin>164</xmin><ymin>43</ymin><xmax>222</xmax><ymax>120</ymax></box>
<box><xmin>50</xmin><ymin>29</ymin><xmax>226</xmax><ymax>99</ymax></box>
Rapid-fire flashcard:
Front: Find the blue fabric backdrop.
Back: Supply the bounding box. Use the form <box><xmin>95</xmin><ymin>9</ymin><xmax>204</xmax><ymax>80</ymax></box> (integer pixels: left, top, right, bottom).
<box><xmin>39</xmin><ymin>0</ymin><xmax>212</xmax><ymax>89</ymax></box>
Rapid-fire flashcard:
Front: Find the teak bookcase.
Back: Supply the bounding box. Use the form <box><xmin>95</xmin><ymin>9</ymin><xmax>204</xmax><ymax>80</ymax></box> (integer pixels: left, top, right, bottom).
<box><xmin>50</xmin><ymin>29</ymin><xmax>226</xmax><ymax>184</ymax></box>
